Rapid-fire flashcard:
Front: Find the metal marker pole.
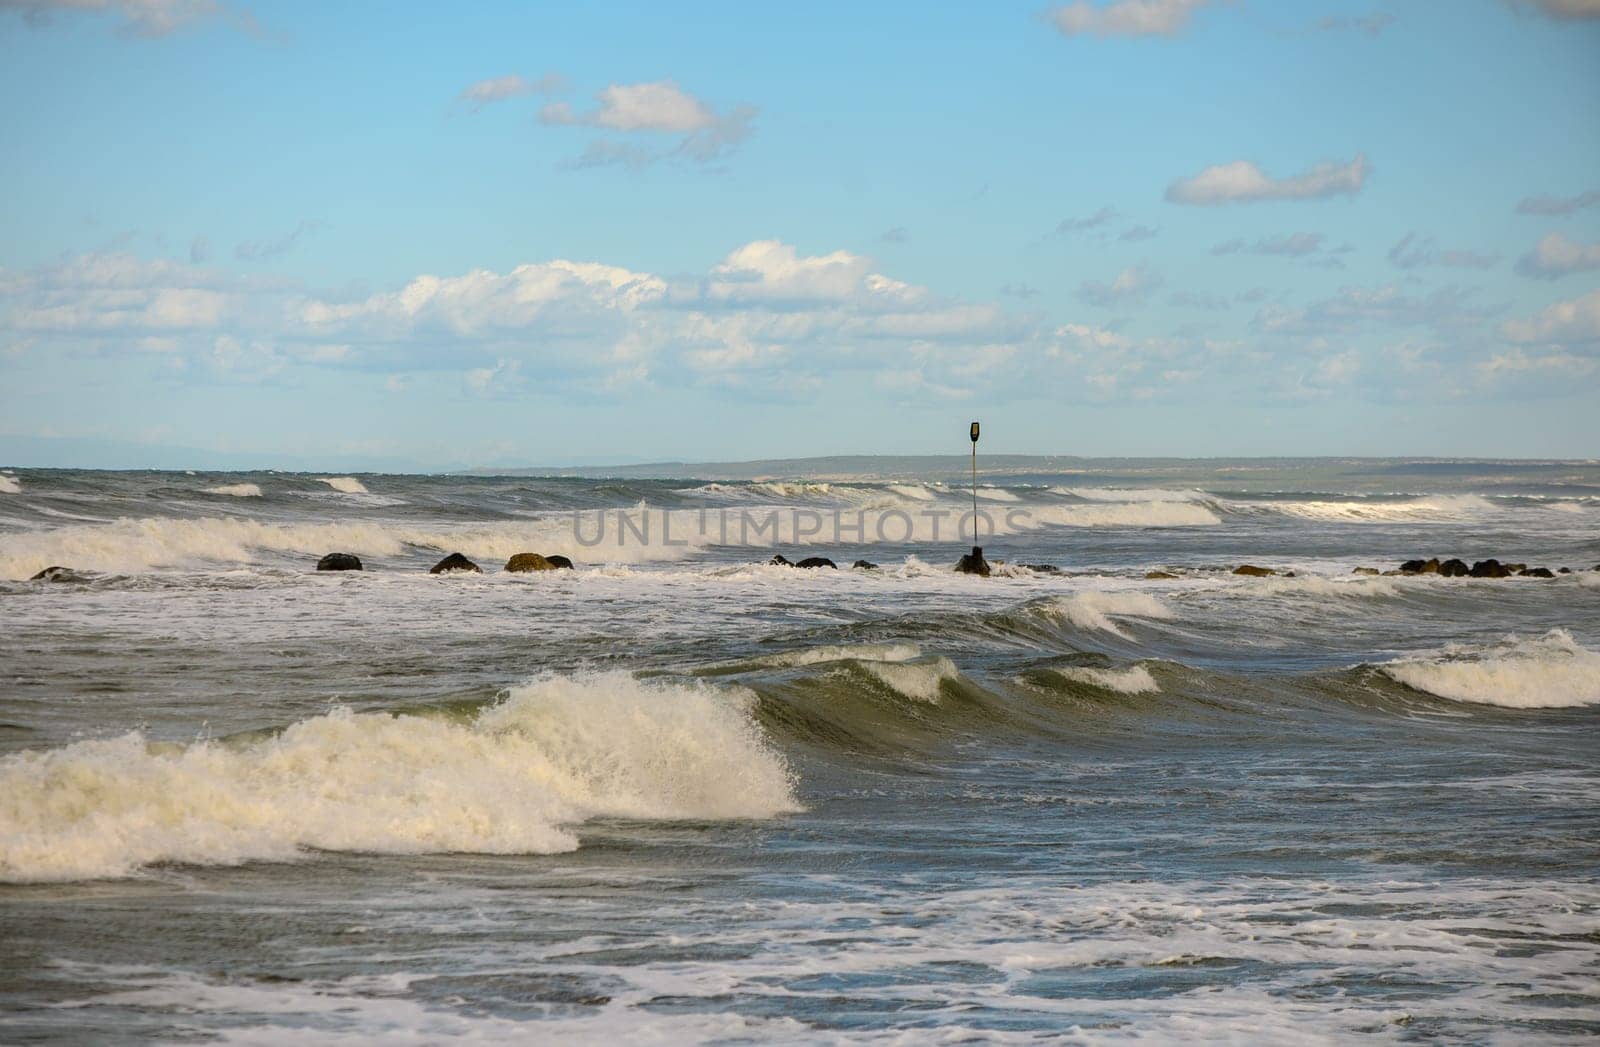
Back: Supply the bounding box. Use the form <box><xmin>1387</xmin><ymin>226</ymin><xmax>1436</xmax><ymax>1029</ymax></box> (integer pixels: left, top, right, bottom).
<box><xmin>969</xmin><ymin>421</ymin><xmax>980</xmax><ymax>545</ymax></box>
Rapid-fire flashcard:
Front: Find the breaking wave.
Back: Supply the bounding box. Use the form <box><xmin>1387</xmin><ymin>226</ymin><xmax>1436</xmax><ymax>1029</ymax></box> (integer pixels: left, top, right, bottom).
<box><xmin>0</xmin><ymin>673</ymin><xmax>798</xmax><ymax>883</ymax></box>
<box><xmin>1252</xmin><ymin>494</ymin><xmax>1497</xmax><ymax>523</ymax></box>
<box><xmin>751</xmin><ymin>643</ymin><xmax>923</xmax><ymax>668</ymax></box>
<box><xmin>857</xmin><ymin>656</ymin><xmax>961</xmax><ymax>702</ymax></box>
<box><xmin>0</xmin><ymin>473</ymin><xmax>20</xmax><ymax>495</ymax></box>
<box><xmin>1377</xmin><ymin>629</ymin><xmax>1600</xmax><ymax>709</ymax></box>
<box><xmin>1046</xmin><ymin>664</ymin><xmax>1161</xmax><ymax>694</ymax></box>
<box><xmin>204</xmin><ymin>483</ymin><xmax>262</xmax><ymax>498</ymax></box>
<box><xmin>1059</xmin><ymin>487</ymin><xmax>1203</xmax><ymax>503</ymax></box>
<box><xmin>317</xmin><ymin>476</ymin><xmax>370</xmax><ymax>495</ymax></box>
<box><xmin>1038</xmin><ymin>591</ymin><xmax>1176</xmax><ymax>637</ymax></box>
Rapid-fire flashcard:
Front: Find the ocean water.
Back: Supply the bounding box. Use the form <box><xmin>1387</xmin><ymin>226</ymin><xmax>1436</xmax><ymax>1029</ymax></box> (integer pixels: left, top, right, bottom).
<box><xmin>1</xmin><ymin>458</ymin><xmax>1597</xmax><ymax>1043</ymax></box>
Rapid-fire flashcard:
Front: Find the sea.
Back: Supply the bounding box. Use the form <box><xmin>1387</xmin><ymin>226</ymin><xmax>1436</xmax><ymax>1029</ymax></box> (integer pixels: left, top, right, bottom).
<box><xmin>0</xmin><ymin>457</ymin><xmax>1597</xmax><ymax>1044</ymax></box>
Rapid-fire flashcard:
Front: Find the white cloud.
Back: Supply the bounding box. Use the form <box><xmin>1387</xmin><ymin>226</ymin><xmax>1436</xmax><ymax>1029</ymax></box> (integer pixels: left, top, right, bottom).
<box><xmin>540</xmin><ymin>80</ymin><xmax>756</xmax><ymax>166</ymax></box>
<box><xmin>1078</xmin><ymin>263</ymin><xmax>1162</xmax><ymax>307</ymax></box>
<box><xmin>1516</xmin><ymin>190</ymin><xmax>1600</xmax><ymax>216</ymax></box>
<box><xmin>1477</xmin><ymin>348</ymin><xmax>1597</xmax><ymax>380</ymax></box>
<box><xmin>1166</xmin><ymin>155</ymin><xmax>1368</xmax><ymax>205</ymax></box>
<box><xmin>1049</xmin><ymin>0</ymin><xmax>1215</xmax><ymax>37</ymax></box>
<box><xmin>1500</xmin><ymin>288</ymin><xmax>1600</xmax><ymax>344</ymax></box>
<box><xmin>1514</xmin><ymin>232</ymin><xmax>1600</xmax><ymax>279</ymax></box>
<box><xmin>1387</xmin><ymin>232</ymin><xmax>1498</xmax><ymax>270</ymax></box>
<box><xmin>457</xmin><ymin>73</ymin><xmax>563</xmax><ymax>112</ymax></box>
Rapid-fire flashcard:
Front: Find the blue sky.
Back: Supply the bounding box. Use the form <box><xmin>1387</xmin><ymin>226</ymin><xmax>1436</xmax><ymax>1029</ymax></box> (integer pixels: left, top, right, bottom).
<box><xmin>1</xmin><ymin>0</ymin><xmax>1598</xmax><ymax>469</ymax></box>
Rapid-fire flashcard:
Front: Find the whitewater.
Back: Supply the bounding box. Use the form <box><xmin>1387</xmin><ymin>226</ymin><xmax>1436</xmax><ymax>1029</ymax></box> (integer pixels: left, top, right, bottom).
<box><xmin>1</xmin><ymin>457</ymin><xmax>1597</xmax><ymax>1043</ymax></box>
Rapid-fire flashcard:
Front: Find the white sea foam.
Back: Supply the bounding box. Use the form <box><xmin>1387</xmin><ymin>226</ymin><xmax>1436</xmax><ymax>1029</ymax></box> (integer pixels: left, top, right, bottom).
<box><xmin>317</xmin><ymin>476</ymin><xmax>370</xmax><ymax>494</ymax></box>
<box><xmin>0</xmin><ymin>672</ymin><xmax>798</xmax><ymax>883</ymax></box>
<box><xmin>1058</xmin><ymin>486</ymin><xmax>1202</xmax><ymax>503</ymax></box>
<box><xmin>1048</xmin><ymin>664</ymin><xmax>1161</xmax><ymax>694</ymax></box>
<box><xmin>859</xmin><ymin>656</ymin><xmax>960</xmax><ymax>702</ymax></box>
<box><xmin>0</xmin><ymin>474</ymin><xmax>20</xmax><ymax>494</ymax></box>
<box><xmin>204</xmin><ymin>483</ymin><xmax>262</xmax><ymax>498</ymax></box>
<box><xmin>1246</xmin><ymin>575</ymin><xmax>1402</xmax><ymax>598</ymax></box>
<box><xmin>754</xmin><ymin>642</ymin><xmax>923</xmax><ymax>668</ymax></box>
<box><xmin>1378</xmin><ymin>629</ymin><xmax>1600</xmax><ymax>709</ymax></box>
<box><xmin>1030</xmin><ymin>502</ymin><xmax>1221</xmax><ymax>528</ymax></box>
<box><xmin>1041</xmin><ymin>591</ymin><xmax>1176</xmax><ymax>637</ymax></box>
<box><xmin>0</xmin><ymin>511</ymin><xmax>713</xmax><ymax>578</ymax></box>
<box><xmin>974</xmin><ymin>487</ymin><xmax>1020</xmax><ymax>502</ymax></box>
<box><xmin>1258</xmin><ymin>493</ymin><xmax>1496</xmax><ymax>523</ymax></box>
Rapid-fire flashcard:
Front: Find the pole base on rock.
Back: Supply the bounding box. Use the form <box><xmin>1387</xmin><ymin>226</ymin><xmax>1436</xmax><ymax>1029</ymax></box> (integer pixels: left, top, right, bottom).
<box><xmin>955</xmin><ymin>545</ymin><xmax>991</xmax><ymax>577</ymax></box>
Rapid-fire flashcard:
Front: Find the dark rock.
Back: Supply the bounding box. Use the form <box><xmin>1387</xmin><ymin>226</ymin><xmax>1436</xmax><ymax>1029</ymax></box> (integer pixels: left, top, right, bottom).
<box><xmin>429</xmin><ymin>552</ymin><xmax>481</xmax><ymax>574</ymax></box>
<box><xmin>1352</xmin><ymin>567</ymin><xmax>1380</xmax><ymax>576</ymax></box>
<box><xmin>794</xmin><ymin>556</ymin><xmax>837</xmax><ymax>569</ymax></box>
<box><xmin>1558</xmin><ymin>567</ymin><xmax>1571</xmax><ymax>574</ymax></box>
<box><xmin>851</xmin><ymin>559</ymin><xmax>878</xmax><ymax>570</ymax></box>
<box><xmin>1400</xmin><ymin>558</ymin><xmax>1441</xmax><ymax>574</ymax></box>
<box><xmin>1145</xmin><ymin>570</ymin><xmax>1179</xmax><ymax>580</ymax></box>
<box><xmin>316</xmin><ymin>553</ymin><xmax>363</xmax><ymax>572</ymax></box>
<box><xmin>505</xmin><ymin>552</ymin><xmax>556</xmax><ymax>572</ymax></box>
<box><xmin>955</xmin><ymin>546</ymin><xmax>991</xmax><ymax>577</ymax></box>
<box><xmin>1468</xmin><ymin>559</ymin><xmax>1510</xmax><ymax>579</ymax></box>
<box><xmin>1233</xmin><ymin>565</ymin><xmax>1276</xmax><ymax>577</ymax></box>
<box><xmin>1021</xmin><ymin>563</ymin><xmax>1060</xmax><ymax>573</ymax></box>
<box><xmin>1438</xmin><ymin>558</ymin><xmax>1469</xmax><ymax>577</ymax></box>
<box><xmin>29</xmin><ymin>566</ymin><xmax>83</xmax><ymax>582</ymax></box>
<box><xmin>769</xmin><ymin>554</ymin><xmax>793</xmax><ymax>567</ymax></box>
<box><xmin>545</xmin><ymin>555</ymin><xmax>574</xmax><ymax>570</ymax></box>
<box><xmin>1519</xmin><ymin>567</ymin><xmax>1555</xmax><ymax>578</ymax></box>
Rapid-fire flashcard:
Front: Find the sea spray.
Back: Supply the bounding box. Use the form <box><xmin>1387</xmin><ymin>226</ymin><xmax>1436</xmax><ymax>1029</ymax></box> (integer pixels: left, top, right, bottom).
<box><xmin>0</xmin><ymin>672</ymin><xmax>798</xmax><ymax>882</ymax></box>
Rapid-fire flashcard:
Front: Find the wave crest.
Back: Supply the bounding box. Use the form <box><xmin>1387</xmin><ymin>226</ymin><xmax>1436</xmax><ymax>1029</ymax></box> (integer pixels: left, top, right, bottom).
<box><xmin>204</xmin><ymin>483</ymin><xmax>262</xmax><ymax>498</ymax></box>
<box><xmin>0</xmin><ymin>672</ymin><xmax>798</xmax><ymax>883</ymax></box>
<box><xmin>1378</xmin><ymin>629</ymin><xmax>1600</xmax><ymax>709</ymax></box>
<box><xmin>1039</xmin><ymin>591</ymin><xmax>1176</xmax><ymax>637</ymax></box>
<box><xmin>317</xmin><ymin>476</ymin><xmax>369</xmax><ymax>494</ymax></box>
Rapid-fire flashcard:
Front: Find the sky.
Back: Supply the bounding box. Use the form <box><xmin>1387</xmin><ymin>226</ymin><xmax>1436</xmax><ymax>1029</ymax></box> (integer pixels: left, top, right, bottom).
<box><xmin>1</xmin><ymin>0</ymin><xmax>1598</xmax><ymax>470</ymax></box>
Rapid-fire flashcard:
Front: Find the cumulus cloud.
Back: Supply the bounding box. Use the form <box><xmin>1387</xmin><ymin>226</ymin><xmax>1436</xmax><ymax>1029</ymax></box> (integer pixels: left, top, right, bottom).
<box><xmin>1387</xmin><ymin>232</ymin><xmax>1498</xmax><ymax>270</ymax></box>
<box><xmin>1500</xmin><ymin>288</ymin><xmax>1600</xmax><ymax>344</ymax></box>
<box><xmin>1166</xmin><ymin>154</ymin><xmax>1368</xmax><ymax>205</ymax></box>
<box><xmin>1078</xmin><ymin>263</ymin><xmax>1162</xmax><ymax>307</ymax></box>
<box><xmin>1514</xmin><ymin>232</ymin><xmax>1600</xmax><ymax>279</ymax></box>
<box><xmin>540</xmin><ymin>80</ymin><xmax>756</xmax><ymax>166</ymax></box>
<box><xmin>1516</xmin><ymin>190</ymin><xmax>1600</xmax><ymax>215</ymax></box>
<box><xmin>1049</xmin><ymin>0</ymin><xmax>1216</xmax><ymax>37</ymax></box>
<box><xmin>457</xmin><ymin>73</ymin><xmax>563</xmax><ymax>112</ymax></box>
<box><xmin>7</xmin><ymin>241</ymin><xmax>1581</xmax><ymax>404</ymax></box>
